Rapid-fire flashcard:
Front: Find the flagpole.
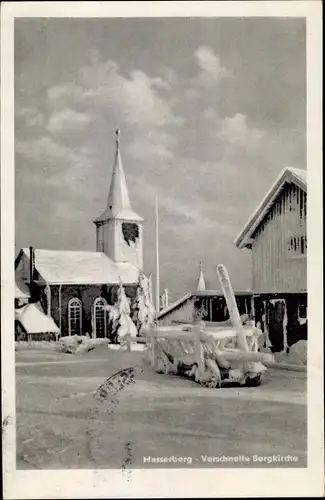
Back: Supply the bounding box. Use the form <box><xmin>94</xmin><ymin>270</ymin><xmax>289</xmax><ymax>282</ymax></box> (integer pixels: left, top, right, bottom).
<box><xmin>155</xmin><ymin>196</ymin><xmax>160</xmax><ymax>315</ymax></box>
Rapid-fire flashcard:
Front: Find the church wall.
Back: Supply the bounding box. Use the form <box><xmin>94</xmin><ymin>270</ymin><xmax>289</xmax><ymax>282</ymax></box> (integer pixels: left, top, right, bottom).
<box><xmin>101</xmin><ymin>219</ymin><xmax>143</xmax><ymax>270</ymax></box>
<box><xmin>102</xmin><ymin>220</ymin><xmax>116</xmax><ymax>261</ymax></box>
<box><xmin>114</xmin><ymin>220</ymin><xmax>143</xmax><ymax>270</ymax></box>
<box><xmin>48</xmin><ymin>283</ymin><xmax>137</xmax><ymax>336</ymax></box>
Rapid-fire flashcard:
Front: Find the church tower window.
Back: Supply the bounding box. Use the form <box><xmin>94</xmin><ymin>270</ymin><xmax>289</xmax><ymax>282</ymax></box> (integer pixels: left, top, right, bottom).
<box><xmin>122</xmin><ymin>222</ymin><xmax>139</xmax><ymax>246</ymax></box>
<box><xmin>68</xmin><ymin>298</ymin><xmax>82</xmax><ymax>336</ymax></box>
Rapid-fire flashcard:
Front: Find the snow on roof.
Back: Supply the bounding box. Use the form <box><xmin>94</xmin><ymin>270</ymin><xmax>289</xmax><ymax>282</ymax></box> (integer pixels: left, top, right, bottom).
<box><xmin>287</xmin><ymin>167</ymin><xmax>307</xmax><ymax>186</ymax></box>
<box><xmin>15</xmin><ymin>302</ymin><xmax>60</xmax><ymax>333</ymax></box>
<box><xmin>21</xmin><ymin>248</ymin><xmax>140</xmax><ymax>285</ymax></box>
<box><xmin>94</xmin><ymin>208</ymin><xmax>143</xmax><ymax>223</ymax></box>
<box><xmin>157</xmin><ymin>289</ymin><xmax>252</xmax><ymax>319</ymax></box>
<box><xmin>116</xmin><ymin>261</ymin><xmax>140</xmax><ymax>284</ymax></box>
<box><xmin>157</xmin><ymin>292</ymin><xmax>194</xmax><ymax>319</ymax></box>
<box><xmin>235</xmin><ymin>167</ymin><xmax>307</xmax><ymax>249</ymax></box>
<box><xmin>195</xmin><ymin>289</ymin><xmax>252</xmax><ymax>297</ymax></box>
<box><xmin>15</xmin><ymin>280</ymin><xmax>30</xmax><ymax>299</ymax></box>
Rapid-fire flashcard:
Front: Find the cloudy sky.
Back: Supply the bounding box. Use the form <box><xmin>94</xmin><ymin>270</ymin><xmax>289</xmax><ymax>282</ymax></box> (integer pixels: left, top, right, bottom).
<box><xmin>15</xmin><ymin>17</ymin><xmax>306</xmax><ymax>300</ymax></box>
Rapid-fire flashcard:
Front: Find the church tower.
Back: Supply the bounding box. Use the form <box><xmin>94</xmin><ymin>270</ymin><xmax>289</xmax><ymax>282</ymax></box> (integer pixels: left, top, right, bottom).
<box><xmin>94</xmin><ymin>130</ymin><xmax>143</xmax><ymax>269</ymax></box>
<box><xmin>196</xmin><ymin>260</ymin><xmax>206</xmax><ymax>291</ymax></box>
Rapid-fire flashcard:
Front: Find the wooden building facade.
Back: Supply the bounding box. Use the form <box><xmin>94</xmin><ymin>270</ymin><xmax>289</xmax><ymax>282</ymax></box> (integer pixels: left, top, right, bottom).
<box><xmin>235</xmin><ymin>167</ymin><xmax>307</xmax><ymax>352</ymax></box>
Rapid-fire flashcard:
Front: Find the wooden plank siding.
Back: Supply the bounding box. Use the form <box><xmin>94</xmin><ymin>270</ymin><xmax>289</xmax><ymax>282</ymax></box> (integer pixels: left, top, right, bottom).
<box><xmin>158</xmin><ymin>297</ymin><xmax>195</xmax><ymax>326</ymax></box>
<box><xmin>251</xmin><ymin>183</ymin><xmax>307</xmax><ymax>294</ymax></box>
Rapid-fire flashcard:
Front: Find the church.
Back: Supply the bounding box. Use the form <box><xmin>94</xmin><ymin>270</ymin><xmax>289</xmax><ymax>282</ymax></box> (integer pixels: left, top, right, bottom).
<box><xmin>15</xmin><ymin>130</ymin><xmax>144</xmax><ymax>339</ymax></box>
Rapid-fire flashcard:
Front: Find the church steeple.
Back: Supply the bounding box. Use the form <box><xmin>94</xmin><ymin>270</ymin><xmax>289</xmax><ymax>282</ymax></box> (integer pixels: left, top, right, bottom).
<box><xmin>94</xmin><ymin>130</ymin><xmax>143</xmax><ymax>269</ymax></box>
<box><xmin>95</xmin><ymin>130</ymin><xmax>142</xmax><ymax>223</ymax></box>
<box><xmin>196</xmin><ymin>260</ymin><xmax>206</xmax><ymax>291</ymax></box>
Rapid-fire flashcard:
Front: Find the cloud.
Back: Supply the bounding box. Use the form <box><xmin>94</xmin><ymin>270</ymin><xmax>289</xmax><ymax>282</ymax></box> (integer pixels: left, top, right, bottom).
<box><xmin>47</xmin><ymin>82</ymin><xmax>82</xmax><ymax>102</ymax></box>
<box><xmin>132</xmin><ymin>172</ymin><xmax>234</xmax><ymax>238</ymax></box>
<box><xmin>195</xmin><ymin>46</ymin><xmax>232</xmax><ymax>84</ymax></box>
<box><xmin>185</xmin><ymin>46</ymin><xmax>232</xmax><ymax>100</ymax></box>
<box><xmin>48</xmin><ymin>55</ymin><xmax>182</xmax><ymax>129</ymax></box>
<box><xmin>126</xmin><ymin>128</ymin><xmax>176</xmax><ymax>160</ymax></box>
<box><xmin>16</xmin><ymin>136</ymin><xmax>93</xmax><ymax>187</ymax></box>
<box><xmin>46</xmin><ymin>53</ymin><xmax>183</xmax><ymax>161</ymax></box>
<box><xmin>47</xmin><ymin>108</ymin><xmax>93</xmax><ymax>133</ymax></box>
<box><xmin>217</xmin><ymin>113</ymin><xmax>264</xmax><ymax>149</ymax></box>
<box><xmin>16</xmin><ymin>106</ymin><xmax>44</xmax><ymax>126</ymax></box>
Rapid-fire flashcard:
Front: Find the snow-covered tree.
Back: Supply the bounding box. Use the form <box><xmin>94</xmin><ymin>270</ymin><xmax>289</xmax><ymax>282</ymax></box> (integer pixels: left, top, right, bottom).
<box><xmin>133</xmin><ymin>272</ymin><xmax>156</xmax><ymax>334</ymax></box>
<box><xmin>107</xmin><ymin>279</ymin><xmax>137</xmax><ymax>343</ymax></box>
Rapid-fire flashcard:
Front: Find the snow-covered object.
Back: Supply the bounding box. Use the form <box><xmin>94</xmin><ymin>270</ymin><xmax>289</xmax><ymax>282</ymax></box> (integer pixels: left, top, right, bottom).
<box><xmin>58</xmin><ymin>335</ymin><xmax>89</xmax><ymax>353</ymax></box>
<box><xmin>288</xmin><ymin>340</ymin><xmax>307</xmax><ymax>365</ymax></box>
<box><xmin>146</xmin><ymin>273</ymin><xmax>156</xmax><ymax>326</ymax></box>
<box><xmin>58</xmin><ymin>335</ymin><xmax>110</xmax><ymax>354</ymax></box>
<box><xmin>109</xmin><ymin>279</ymin><xmax>137</xmax><ymax>340</ymax></box>
<box><xmin>117</xmin><ymin>314</ymin><xmax>138</xmax><ymax>338</ymax></box>
<box><xmin>135</xmin><ymin>287</ymin><xmax>147</xmax><ymax>325</ymax></box>
<box><xmin>15</xmin><ymin>302</ymin><xmax>60</xmax><ymax>334</ymax></box>
<box><xmin>270</xmin><ymin>298</ymin><xmax>288</xmax><ymax>352</ymax></box>
<box><xmin>135</xmin><ymin>272</ymin><xmax>156</xmax><ymax>330</ymax></box>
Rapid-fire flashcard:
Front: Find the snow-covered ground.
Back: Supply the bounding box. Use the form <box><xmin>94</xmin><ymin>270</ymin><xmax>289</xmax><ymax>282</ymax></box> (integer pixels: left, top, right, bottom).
<box><xmin>15</xmin><ymin>346</ymin><xmax>307</xmax><ymax>470</ymax></box>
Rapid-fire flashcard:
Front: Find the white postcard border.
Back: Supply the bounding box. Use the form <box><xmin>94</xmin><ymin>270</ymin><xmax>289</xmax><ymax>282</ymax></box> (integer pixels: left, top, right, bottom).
<box><xmin>1</xmin><ymin>2</ymin><xmax>323</xmax><ymax>498</ymax></box>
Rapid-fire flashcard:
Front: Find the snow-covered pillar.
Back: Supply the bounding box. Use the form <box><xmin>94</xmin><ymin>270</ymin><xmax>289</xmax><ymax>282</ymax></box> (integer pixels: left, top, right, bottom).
<box><xmin>263</xmin><ymin>300</ymin><xmax>272</xmax><ymax>348</ymax></box>
<box><xmin>45</xmin><ymin>283</ymin><xmax>51</xmax><ymax>316</ymax></box>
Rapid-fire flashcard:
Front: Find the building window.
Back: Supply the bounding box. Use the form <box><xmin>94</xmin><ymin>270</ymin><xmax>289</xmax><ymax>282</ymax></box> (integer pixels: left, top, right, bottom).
<box><xmin>298</xmin><ymin>304</ymin><xmax>307</xmax><ymax>325</ymax></box>
<box><xmin>68</xmin><ymin>298</ymin><xmax>82</xmax><ymax>336</ymax></box>
<box><xmin>287</xmin><ymin>234</ymin><xmax>307</xmax><ymax>256</ymax></box>
<box><xmin>122</xmin><ymin>222</ymin><xmax>139</xmax><ymax>246</ymax></box>
<box><xmin>93</xmin><ymin>297</ymin><xmax>108</xmax><ymax>338</ymax></box>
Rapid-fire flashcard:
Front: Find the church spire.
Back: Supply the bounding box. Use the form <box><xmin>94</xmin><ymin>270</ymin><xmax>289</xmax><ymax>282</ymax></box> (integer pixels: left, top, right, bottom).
<box><xmin>196</xmin><ymin>260</ymin><xmax>206</xmax><ymax>291</ymax></box>
<box><xmin>105</xmin><ymin>129</ymin><xmax>132</xmax><ymax>217</ymax></box>
<box><xmin>94</xmin><ymin>129</ymin><xmax>142</xmax><ymax>223</ymax></box>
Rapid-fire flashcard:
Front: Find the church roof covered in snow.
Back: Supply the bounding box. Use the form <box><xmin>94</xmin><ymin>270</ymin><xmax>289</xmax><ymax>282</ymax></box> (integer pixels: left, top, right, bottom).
<box><xmin>15</xmin><ymin>280</ymin><xmax>30</xmax><ymax>299</ymax></box>
<box><xmin>16</xmin><ymin>248</ymin><xmax>140</xmax><ymax>285</ymax></box>
<box><xmin>15</xmin><ymin>302</ymin><xmax>60</xmax><ymax>334</ymax></box>
<box><xmin>235</xmin><ymin>166</ymin><xmax>307</xmax><ymax>249</ymax></box>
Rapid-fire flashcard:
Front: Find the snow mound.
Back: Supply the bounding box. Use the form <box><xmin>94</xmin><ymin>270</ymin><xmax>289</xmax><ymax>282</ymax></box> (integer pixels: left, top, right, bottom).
<box><xmin>288</xmin><ymin>340</ymin><xmax>307</xmax><ymax>366</ymax></box>
<box><xmin>57</xmin><ymin>336</ymin><xmax>110</xmax><ymax>354</ymax></box>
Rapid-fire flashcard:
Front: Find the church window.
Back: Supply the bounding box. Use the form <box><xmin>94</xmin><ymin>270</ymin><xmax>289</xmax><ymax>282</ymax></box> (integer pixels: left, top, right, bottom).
<box><xmin>93</xmin><ymin>297</ymin><xmax>107</xmax><ymax>338</ymax></box>
<box><xmin>68</xmin><ymin>298</ymin><xmax>82</xmax><ymax>336</ymax></box>
<box><xmin>122</xmin><ymin>222</ymin><xmax>139</xmax><ymax>246</ymax></box>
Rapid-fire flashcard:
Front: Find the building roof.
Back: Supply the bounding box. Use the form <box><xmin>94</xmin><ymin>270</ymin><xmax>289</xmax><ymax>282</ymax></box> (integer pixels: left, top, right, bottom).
<box><xmin>157</xmin><ymin>289</ymin><xmax>252</xmax><ymax>320</ymax></box>
<box><xmin>94</xmin><ymin>130</ymin><xmax>143</xmax><ymax>223</ymax></box>
<box><xmin>235</xmin><ymin>167</ymin><xmax>307</xmax><ymax>249</ymax></box>
<box><xmin>195</xmin><ymin>289</ymin><xmax>252</xmax><ymax>297</ymax></box>
<box><xmin>15</xmin><ymin>280</ymin><xmax>30</xmax><ymax>299</ymax></box>
<box><xmin>15</xmin><ymin>302</ymin><xmax>60</xmax><ymax>334</ymax></box>
<box><xmin>19</xmin><ymin>248</ymin><xmax>140</xmax><ymax>285</ymax></box>
<box><xmin>157</xmin><ymin>292</ymin><xmax>193</xmax><ymax>320</ymax></box>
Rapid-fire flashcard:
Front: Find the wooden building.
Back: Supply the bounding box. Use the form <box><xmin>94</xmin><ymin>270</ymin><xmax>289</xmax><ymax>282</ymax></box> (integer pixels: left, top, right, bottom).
<box><xmin>157</xmin><ymin>262</ymin><xmax>252</xmax><ymax>327</ymax></box>
<box><xmin>235</xmin><ymin>167</ymin><xmax>307</xmax><ymax>352</ymax></box>
<box><xmin>15</xmin><ymin>131</ymin><xmax>144</xmax><ymax>339</ymax></box>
